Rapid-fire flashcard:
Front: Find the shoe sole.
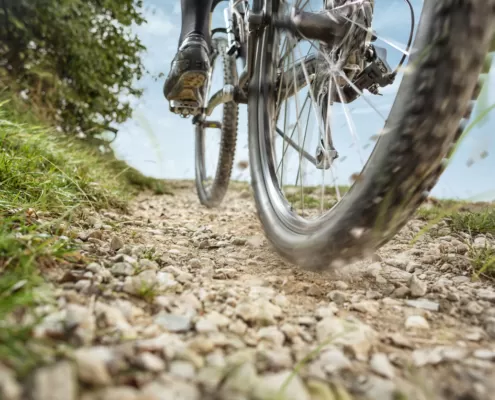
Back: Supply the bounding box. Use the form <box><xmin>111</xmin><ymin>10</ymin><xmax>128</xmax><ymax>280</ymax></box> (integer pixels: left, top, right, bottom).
<box><xmin>167</xmin><ymin>71</ymin><xmax>208</xmax><ymax>107</ymax></box>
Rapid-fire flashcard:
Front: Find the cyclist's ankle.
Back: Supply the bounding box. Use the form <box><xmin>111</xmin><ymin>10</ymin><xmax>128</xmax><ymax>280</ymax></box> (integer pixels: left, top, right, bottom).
<box><xmin>178</xmin><ymin>32</ymin><xmax>211</xmax><ymax>50</ymax></box>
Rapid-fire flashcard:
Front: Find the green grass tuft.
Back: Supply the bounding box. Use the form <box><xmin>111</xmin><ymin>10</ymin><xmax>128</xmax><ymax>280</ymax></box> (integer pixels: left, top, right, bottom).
<box><xmin>448</xmin><ymin>209</ymin><xmax>495</xmax><ymax>236</ymax></box>
<box><xmin>0</xmin><ymin>97</ymin><xmax>170</xmax><ymax>375</ymax></box>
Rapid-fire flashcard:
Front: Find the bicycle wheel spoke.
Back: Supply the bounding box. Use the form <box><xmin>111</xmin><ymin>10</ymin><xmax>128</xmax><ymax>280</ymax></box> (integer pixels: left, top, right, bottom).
<box><xmin>331</xmin><ymin>73</ymin><xmax>364</xmax><ymax>166</ymax></box>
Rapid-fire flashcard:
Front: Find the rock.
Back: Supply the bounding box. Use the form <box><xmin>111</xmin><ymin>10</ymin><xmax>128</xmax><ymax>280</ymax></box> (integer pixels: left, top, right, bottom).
<box><xmin>0</xmin><ymin>364</ymin><xmax>21</xmax><ymax>400</ymax></box>
<box><xmin>138</xmin><ymin>258</ymin><xmax>159</xmax><ymax>271</ymax></box>
<box><xmin>222</xmin><ymin>362</ymin><xmax>258</xmax><ymax>393</ymax></box>
<box><xmin>110</xmin><ymin>236</ymin><xmax>124</xmax><ymax>251</ymax></box>
<box><xmin>169</xmin><ymin>361</ymin><xmax>196</xmax><ymax>379</ymax></box>
<box><xmin>141</xmin><ymin>380</ymin><xmax>200</xmax><ymax>400</ymax></box>
<box><xmin>334</xmin><ymin>281</ymin><xmax>349</xmax><ymax>290</ymax></box>
<box><xmin>229</xmin><ymin>319</ymin><xmax>248</xmax><ymax>335</ymax></box>
<box><xmin>257</xmin><ymin>347</ymin><xmax>293</xmax><ymax>370</ymax></box>
<box><xmin>405</xmin><ymin>299</ymin><xmax>439</xmax><ymax>312</ymax></box>
<box><xmin>88</xmin><ymin>230</ymin><xmax>103</xmax><ymax>240</ymax></box>
<box><xmin>392</xmin><ymin>286</ymin><xmax>410</xmax><ymax>299</ymax></box>
<box><xmin>473</xmin><ymin>237</ymin><xmax>490</xmax><ymax>249</ymax></box>
<box><xmin>135</xmin><ymin>352</ymin><xmax>166</xmax><ymax>372</ymax></box>
<box><xmin>466</xmin><ymin>301</ymin><xmax>484</xmax><ymax>315</ymax></box>
<box><xmin>154</xmin><ymin>312</ymin><xmax>192</xmax><ymax>332</ymax></box>
<box><xmin>95</xmin><ymin>302</ymin><xmax>136</xmax><ymax>339</ymax></box>
<box><xmin>328</xmin><ymin>291</ymin><xmax>347</xmax><ymax>304</ymax></box>
<box><xmin>409</xmin><ymin>275</ymin><xmax>427</xmax><ymax>297</ymax></box>
<box><xmin>316</xmin><ymin>317</ymin><xmax>376</xmax><ymax>360</ymax></box>
<box><xmin>98</xmin><ymin>386</ymin><xmax>139</xmax><ymax>400</ymax></box>
<box><xmin>195</xmin><ymin>317</ymin><xmax>218</xmax><ymax>333</ymax></box>
<box><xmin>386</xmin><ymin>333</ymin><xmax>413</xmax><ymax>349</ymax></box>
<box><xmin>362</xmin><ymin>376</ymin><xmax>396</xmax><ymax>400</ymax></box>
<box><xmin>65</xmin><ymin>303</ymin><xmax>95</xmax><ymax>345</ymax></box>
<box><xmin>318</xmin><ymin>347</ymin><xmax>352</xmax><ymax>374</ymax></box>
<box><xmin>111</xmin><ymin>262</ymin><xmax>134</xmax><ymax>277</ymax></box>
<box><xmin>447</xmin><ymin>292</ymin><xmax>460</xmax><ymax>302</ymax></box>
<box><xmin>253</xmin><ymin>370</ymin><xmax>310</xmax><ymax>400</ymax></box>
<box><xmin>123</xmin><ymin>270</ymin><xmax>158</xmax><ymax>296</ymax></box>
<box><xmin>232</xmin><ymin>237</ymin><xmax>247</xmax><ymax>246</ymax></box>
<box><xmin>473</xmin><ymin>349</ymin><xmax>495</xmax><ymax>360</ymax></box>
<box><xmin>235</xmin><ymin>300</ymin><xmax>282</xmax><ymax>325</ymax></box>
<box><xmin>351</xmin><ymin>301</ymin><xmax>379</xmax><ymax>315</ymax></box>
<box><xmin>485</xmin><ymin>318</ymin><xmax>495</xmax><ymax>339</ymax></box>
<box><xmin>370</xmin><ymin>353</ymin><xmax>395</xmax><ymax>379</ymax></box>
<box><xmin>477</xmin><ymin>289</ymin><xmax>495</xmax><ymax>303</ymax></box>
<box><xmin>30</xmin><ymin>361</ymin><xmax>77</xmax><ymax>400</ymax></box>
<box><xmin>74</xmin><ymin>347</ymin><xmax>112</xmax><ymax>386</ymax></box>
<box><xmin>257</xmin><ymin>326</ymin><xmax>285</xmax><ymax>347</ymax></box>
<box><xmin>381</xmin><ymin>266</ymin><xmax>412</xmax><ymax>284</ymax></box>
<box><xmin>412</xmin><ymin>346</ymin><xmax>469</xmax><ymax>367</ymax></box>
<box><xmin>205</xmin><ymin>311</ymin><xmax>231</xmax><ymax>328</ymax></box>
<box><xmin>405</xmin><ymin>315</ymin><xmax>429</xmax><ymax>330</ymax></box>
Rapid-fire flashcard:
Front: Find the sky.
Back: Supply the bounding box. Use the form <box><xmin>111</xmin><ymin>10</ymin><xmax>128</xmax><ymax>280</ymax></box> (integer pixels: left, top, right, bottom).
<box><xmin>112</xmin><ymin>0</ymin><xmax>495</xmax><ymax>201</ymax></box>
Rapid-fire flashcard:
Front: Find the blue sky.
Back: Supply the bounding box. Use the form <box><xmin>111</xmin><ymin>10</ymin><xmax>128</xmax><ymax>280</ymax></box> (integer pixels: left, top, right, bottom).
<box><xmin>112</xmin><ymin>0</ymin><xmax>495</xmax><ymax>200</ymax></box>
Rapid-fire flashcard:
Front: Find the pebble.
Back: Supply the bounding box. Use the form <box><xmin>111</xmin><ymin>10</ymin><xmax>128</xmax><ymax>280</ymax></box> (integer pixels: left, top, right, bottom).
<box><xmin>141</xmin><ymin>380</ymin><xmax>200</xmax><ymax>400</ymax></box>
<box><xmin>370</xmin><ymin>353</ymin><xmax>395</xmax><ymax>379</ymax></box>
<box><xmin>65</xmin><ymin>304</ymin><xmax>95</xmax><ymax>345</ymax></box>
<box><xmin>409</xmin><ymin>275</ymin><xmax>427</xmax><ymax>297</ymax></box>
<box><xmin>74</xmin><ymin>347</ymin><xmax>112</xmax><ymax>386</ymax></box>
<box><xmin>318</xmin><ymin>347</ymin><xmax>352</xmax><ymax>374</ymax></box>
<box><xmin>97</xmin><ymin>386</ymin><xmax>139</xmax><ymax>400</ymax></box>
<box><xmin>169</xmin><ymin>361</ymin><xmax>196</xmax><ymax>379</ymax></box>
<box><xmin>111</xmin><ymin>262</ymin><xmax>134</xmax><ymax>277</ymax></box>
<box><xmin>405</xmin><ymin>315</ymin><xmax>430</xmax><ymax>330</ymax></box>
<box><xmin>328</xmin><ymin>290</ymin><xmax>347</xmax><ymax>304</ymax></box>
<box><xmin>405</xmin><ymin>299</ymin><xmax>440</xmax><ymax>312</ymax></box>
<box><xmin>257</xmin><ymin>326</ymin><xmax>285</xmax><ymax>347</ymax></box>
<box><xmin>154</xmin><ymin>312</ymin><xmax>192</xmax><ymax>332</ymax></box>
<box><xmin>135</xmin><ymin>352</ymin><xmax>166</xmax><ymax>372</ymax></box>
<box><xmin>30</xmin><ymin>361</ymin><xmax>77</xmax><ymax>400</ymax></box>
<box><xmin>110</xmin><ymin>236</ymin><xmax>124</xmax><ymax>251</ymax></box>
<box><xmin>316</xmin><ymin>317</ymin><xmax>376</xmax><ymax>361</ymax></box>
<box><xmin>0</xmin><ymin>365</ymin><xmax>21</xmax><ymax>400</ymax></box>
<box><xmin>466</xmin><ymin>301</ymin><xmax>484</xmax><ymax>315</ymax></box>
<box><xmin>195</xmin><ymin>317</ymin><xmax>218</xmax><ymax>333</ymax></box>
<box><xmin>254</xmin><ymin>370</ymin><xmax>310</xmax><ymax>400</ymax></box>
<box><xmin>351</xmin><ymin>301</ymin><xmax>379</xmax><ymax>315</ymax></box>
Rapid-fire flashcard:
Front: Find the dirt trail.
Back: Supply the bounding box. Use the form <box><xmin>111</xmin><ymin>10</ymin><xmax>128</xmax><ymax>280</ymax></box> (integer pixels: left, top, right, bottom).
<box><xmin>3</xmin><ymin>181</ymin><xmax>495</xmax><ymax>400</ymax></box>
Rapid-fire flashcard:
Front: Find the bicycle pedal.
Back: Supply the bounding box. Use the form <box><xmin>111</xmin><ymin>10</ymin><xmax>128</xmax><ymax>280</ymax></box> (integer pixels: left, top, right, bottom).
<box><xmin>170</xmin><ymin>100</ymin><xmax>202</xmax><ymax>118</ymax></box>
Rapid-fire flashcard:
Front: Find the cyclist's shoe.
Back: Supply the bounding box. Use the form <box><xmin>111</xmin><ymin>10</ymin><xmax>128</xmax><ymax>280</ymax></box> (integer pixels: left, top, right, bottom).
<box><xmin>164</xmin><ymin>34</ymin><xmax>211</xmax><ymax>117</ymax></box>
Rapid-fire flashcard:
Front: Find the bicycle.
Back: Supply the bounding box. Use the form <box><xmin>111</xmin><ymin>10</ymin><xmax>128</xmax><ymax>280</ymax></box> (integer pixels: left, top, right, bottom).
<box><xmin>182</xmin><ymin>0</ymin><xmax>494</xmax><ymax>270</ymax></box>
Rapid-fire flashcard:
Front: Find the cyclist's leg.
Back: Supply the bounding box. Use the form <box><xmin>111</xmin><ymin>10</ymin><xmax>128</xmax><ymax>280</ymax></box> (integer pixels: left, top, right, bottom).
<box><xmin>164</xmin><ymin>0</ymin><xmax>214</xmax><ymax>113</ymax></box>
<box><xmin>179</xmin><ymin>0</ymin><xmax>213</xmax><ymax>47</ymax></box>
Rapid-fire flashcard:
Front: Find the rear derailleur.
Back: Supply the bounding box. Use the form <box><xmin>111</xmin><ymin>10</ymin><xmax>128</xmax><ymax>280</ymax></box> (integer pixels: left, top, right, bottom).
<box><xmin>338</xmin><ymin>43</ymin><xmax>396</xmax><ymax>103</ymax></box>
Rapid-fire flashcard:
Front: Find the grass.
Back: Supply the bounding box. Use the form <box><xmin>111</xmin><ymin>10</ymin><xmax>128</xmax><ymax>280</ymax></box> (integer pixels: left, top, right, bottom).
<box><xmin>0</xmin><ymin>97</ymin><xmax>169</xmax><ymax>375</ymax></box>
<box><xmin>449</xmin><ymin>208</ymin><xmax>495</xmax><ymax>235</ymax></box>
<box><xmin>469</xmin><ymin>244</ymin><xmax>495</xmax><ymax>279</ymax></box>
<box><xmin>415</xmin><ymin>199</ymin><xmax>495</xmax><ymax>277</ymax></box>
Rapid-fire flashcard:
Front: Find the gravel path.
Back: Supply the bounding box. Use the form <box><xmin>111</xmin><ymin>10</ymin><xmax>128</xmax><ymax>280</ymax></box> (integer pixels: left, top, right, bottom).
<box><xmin>2</xmin><ymin>182</ymin><xmax>495</xmax><ymax>400</ymax></box>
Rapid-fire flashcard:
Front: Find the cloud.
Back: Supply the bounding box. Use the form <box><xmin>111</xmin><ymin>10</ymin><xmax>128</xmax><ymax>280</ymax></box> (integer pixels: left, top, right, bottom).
<box><xmin>139</xmin><ymin>8</ymin><xmax>177</xmax><ymax>38</ymax></box>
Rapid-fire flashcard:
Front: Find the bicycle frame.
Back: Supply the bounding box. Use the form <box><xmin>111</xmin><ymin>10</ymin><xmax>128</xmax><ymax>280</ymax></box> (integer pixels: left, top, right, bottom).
<box><xmin>205</xmin><ymin>0</ymin><xmax>353</xmax><ymax>116</ymax></box>
<box><xmin>202</xmin><ymin>0</ymin><xmax>397</xmax><ymax>168</ymax></box>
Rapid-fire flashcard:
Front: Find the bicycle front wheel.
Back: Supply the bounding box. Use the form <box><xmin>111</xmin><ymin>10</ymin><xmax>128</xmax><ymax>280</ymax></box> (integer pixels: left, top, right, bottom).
<box><xmin>248</xmin><ymin>0</ymin><xmax>495</xmax><ymax>270</ymax></box>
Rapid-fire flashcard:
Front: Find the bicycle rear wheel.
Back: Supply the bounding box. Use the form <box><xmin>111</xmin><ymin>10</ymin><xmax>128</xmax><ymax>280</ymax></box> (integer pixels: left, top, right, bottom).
<box><xmin>195</xmin><ymin>37</ymin><xmax>239</xmax><ymax>207</ymax></box>
<box><xmin>248</xmin><ymin>0</ymin><xmax>495</xmax><ymax>270</ymax></box>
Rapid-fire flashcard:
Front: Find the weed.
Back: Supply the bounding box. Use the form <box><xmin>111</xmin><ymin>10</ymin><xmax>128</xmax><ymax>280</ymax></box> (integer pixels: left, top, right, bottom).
<box><xmin>448</xmin><ymin>209</ymin><xmax>495</xmax><ymax>235</ymax></box>
<box><xmin>469</xmin><ymin>244</ymin><xmax>495</xmax><ymax>279</ymax></box>
<box><xmin>135</xmin><ymin>281</ymin><xmax>159</xmax><ymax>303</ymax></box>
